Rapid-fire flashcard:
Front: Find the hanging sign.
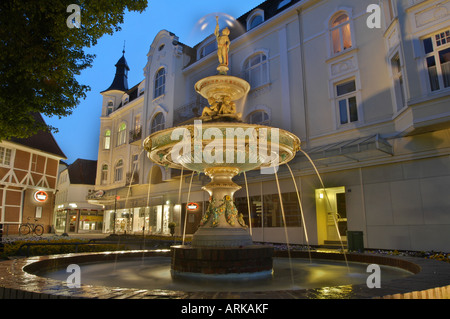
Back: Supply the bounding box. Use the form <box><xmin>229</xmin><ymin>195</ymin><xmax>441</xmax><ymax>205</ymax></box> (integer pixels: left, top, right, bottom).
<box><xmin>187</xmin><ymin>202</ymin><xmax>199</xmax><ymax>211</ymax></box>
<box><xmin>34</xmin><ymin>190</ymin><xmax>48</xmax><ymax>203</ymax></box>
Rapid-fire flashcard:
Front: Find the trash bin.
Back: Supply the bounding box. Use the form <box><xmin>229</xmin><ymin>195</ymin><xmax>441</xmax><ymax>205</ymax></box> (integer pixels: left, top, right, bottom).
<box><xmin>347</xmin><ymin>231</ymin><xmax>364</xmax><ymax>252</ymax></box>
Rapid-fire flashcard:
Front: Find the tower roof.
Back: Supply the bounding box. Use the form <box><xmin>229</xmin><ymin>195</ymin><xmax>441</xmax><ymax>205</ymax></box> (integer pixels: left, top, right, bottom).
<box><xmin>102</xmin><ymin>53</ymin><xmax>130</xmax><ymax>93</ymax></box>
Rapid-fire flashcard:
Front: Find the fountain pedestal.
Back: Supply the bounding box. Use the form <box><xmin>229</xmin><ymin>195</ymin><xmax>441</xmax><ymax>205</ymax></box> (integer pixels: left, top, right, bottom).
<box><xmin>172</xmin><ymin>166</ymin><xmax>273</xmax><ymax>278</ymax></box>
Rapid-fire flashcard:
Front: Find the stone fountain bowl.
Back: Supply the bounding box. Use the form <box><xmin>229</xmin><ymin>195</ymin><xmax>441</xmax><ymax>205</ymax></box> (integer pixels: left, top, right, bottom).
<box><xmin>143</xmin><ymin>122</ymin><xmax>301</xmax><ymax>174</ymax></box>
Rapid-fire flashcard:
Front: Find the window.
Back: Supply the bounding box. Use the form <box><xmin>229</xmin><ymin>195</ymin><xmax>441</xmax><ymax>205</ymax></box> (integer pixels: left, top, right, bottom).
<box><xmin>104</xmin><ymin>130</ymin><xmax>111</xmax><ymax>150</ymax></box>
<box><xmin>277</xmin><ymin>0</ymin><xmax>291</xmax><ymax>10</ymax></box>
<box><xmin>0</xmin><ymin>147</ymin><xmax>12</xmax><ymax>166</ymax></box>
<box><xmin>336</xmin><ymin>80</ymin><xmax>358</xmax><ymax>125</ymax></box>
<box><xmin>114</xmin><ymin>160</ymin><xmax>123</xmax><ymax>182</ymax></box>
<box><xmin>151</xmin><ymin>112</ymin><xmax>165</xmax><ymax>134</ymax></box>
<box><xmin>154</xmin><ymin>68</ymin><xmax>166</xmax><ymax>99</ymax></box>
<box><xmin>248</xmin><ymin>14</ymin><xmax>263</xmax><ymax>30</ymax></box>
<box><xmin>244</xmin><ymin>53</ymin><xmax>269</xmax><ymax>88</ymax></box>
<box><xmin>117</xmin><ymin>123</ymin><xmax>127</xmax><ymax>146</ymax></box>
<box><xmin>423</xmin><ymin>30</ymin><xmax>450</xmax><ymax>92</ymax></box>
<box><xmin>131</xmin><ymin>154</ymin><xmax>139</xmax><ymax>173</ymax></box>
<box><xmin>383</xmin><ymin>0</ymin><xmax>395</xmax><ymax>25</ymax></box>
<box><xmin>106</xmin><ymin>101</ymin><xmax>114</xmax><ymax>115</ymax></box>
<box><xmin>101</xmin><ymin>164</ymin><xmax>108</xmax><ymax>185</ymax></box>
<box><xmin>247</xmin><ymin>110</ymin><xmax>270</xmax><ymax>125</ymax></box>
<box><xmin>391</xmin><ymin>53</ymin><xmax>406</xmax><ymax>111</ymax></box>
<box><xmin>330</xmin><ymin>13</ymin><xmax>352</xmax><ymax>55</ymax></box>
<box><xmin>199</xmin><ymin>40</ymin><xmax>217</xmax><ymax>59</ymax></box>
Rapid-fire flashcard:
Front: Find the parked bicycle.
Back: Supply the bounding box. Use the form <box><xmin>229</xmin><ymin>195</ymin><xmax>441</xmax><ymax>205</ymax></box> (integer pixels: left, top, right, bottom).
<box><xmin>19</xmin><ymin>217</ymin><xmax>44</xmax><ymax>236</ymax></box>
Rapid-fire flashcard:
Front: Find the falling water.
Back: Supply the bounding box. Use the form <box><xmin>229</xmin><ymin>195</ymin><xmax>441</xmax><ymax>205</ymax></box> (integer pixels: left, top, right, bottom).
<box><xmin>300</xmin><ymin>149</ymin><xmax>349</xmax><ymax>270</ymax></box>
<box><xmin>285</xmin><ymin>163</ymin><xmax>312</xmax><ymax>264</ymax></box>
<box><xmin>182</xmin><ymin>171</ymin><xmax>195</xmax><ymax>245</ymax></box>
<box><xmin>273</xmin><ymin>166</ymin><xmax>295</xmax><ymax>287</ymax></box>
<box><xmin>243</xmin><ymin>172</ymin><xmax>253</xmax><ymax>236</ymax></box>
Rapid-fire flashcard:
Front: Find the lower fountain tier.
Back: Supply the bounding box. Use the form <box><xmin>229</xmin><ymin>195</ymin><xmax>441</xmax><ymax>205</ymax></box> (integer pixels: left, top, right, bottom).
<box><xmin>171</xmin><ymin>245</ymin><xmax>274</xmax><ymax>278</ymax></box>
<box><xmin>191</xmin><ymin>227</ymin><xmax>253</xmax><ymax>247</ymax></box>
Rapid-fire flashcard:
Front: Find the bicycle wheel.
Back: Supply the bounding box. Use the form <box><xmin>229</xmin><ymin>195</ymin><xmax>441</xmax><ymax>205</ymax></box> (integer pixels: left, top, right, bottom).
<box><xmin>19</xmin><ymin>225</ymin><xmax>31</xmax><ymax>235</ymax></box>
<box><xmin>34</xmin><ymin>225</ymin><xmax>44</xmax><ymax>236</ymax></box>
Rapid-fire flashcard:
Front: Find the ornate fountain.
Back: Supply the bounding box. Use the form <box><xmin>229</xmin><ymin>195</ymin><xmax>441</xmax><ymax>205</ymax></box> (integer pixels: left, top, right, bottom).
<box><xmin>143</xmin><ymin>17</ymin><xmax>301</xmax><ymax>279</ymax></box>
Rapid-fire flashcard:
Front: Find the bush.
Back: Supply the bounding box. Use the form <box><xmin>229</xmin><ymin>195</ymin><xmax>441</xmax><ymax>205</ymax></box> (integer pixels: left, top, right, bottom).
<box><xmin>1</xmin><ymin>237</ymin><xmax>126</xmax><ymax>258</ymax></box>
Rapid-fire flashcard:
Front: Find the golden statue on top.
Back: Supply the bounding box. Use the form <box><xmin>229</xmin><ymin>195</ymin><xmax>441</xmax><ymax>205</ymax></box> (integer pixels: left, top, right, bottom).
<box><xmin>199</xmin><ymin>16</ymin><xmax>244</xmax><ymax>121</ymax></box>
<box><xmin>215</xmin><ymin>16</ymin><xmax>230</xmax><ymax>75</ymax></box>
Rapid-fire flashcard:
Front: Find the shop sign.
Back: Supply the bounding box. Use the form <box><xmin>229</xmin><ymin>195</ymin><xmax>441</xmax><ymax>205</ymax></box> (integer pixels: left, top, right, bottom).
<box><xmin>187</xmin><ymin>202</ymin><xmax>199</xmax><ymax>211</ymax></box>
<box><xmin>94</xmin><ymin>190</ymin><xmax>105</xmax><ymax>198</ymax></box>
<box><xmin>34</xmin><ymin>190</ymin><xmax>48</xmax><ymax>203</ymax></box>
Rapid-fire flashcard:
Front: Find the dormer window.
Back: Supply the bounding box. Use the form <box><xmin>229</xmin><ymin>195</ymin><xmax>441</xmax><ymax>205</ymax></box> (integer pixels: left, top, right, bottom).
<box><xmin>123</xmin><ymin>96</ymin><xmax>129</xmax><ymax>105</ymax></box>
<box><xmin>278</xmin><ymin>0</ymin><xmax>291</xmax><ymax>9</ymax></box>
<box><xmin>199</xmin><ymin>40</ymin><xmax>217</xmax><ymax>59</ymax></box>
<box><xmin>247</xmin><ymin>10</ymin><xmax>264</xmax><ymax>31</ymax></box>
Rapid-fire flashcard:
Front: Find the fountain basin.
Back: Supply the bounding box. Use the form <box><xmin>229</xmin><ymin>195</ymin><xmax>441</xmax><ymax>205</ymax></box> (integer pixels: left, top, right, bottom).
<box><xmin>3</xmin><ymin>249</ymin><xmax>450</xmax><ymax>299</ymax></box>
<box><xmin>171</xmin><ymin>245</ymin><xmax>273</xmax><ymax>278</ymax></box>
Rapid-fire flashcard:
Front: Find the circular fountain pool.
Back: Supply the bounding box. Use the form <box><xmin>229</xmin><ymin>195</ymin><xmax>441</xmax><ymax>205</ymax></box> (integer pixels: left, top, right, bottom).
<box><xmin>33</xmin><ymin>256</ymin><xmax>412</xmax><ymax>293</ymax></box>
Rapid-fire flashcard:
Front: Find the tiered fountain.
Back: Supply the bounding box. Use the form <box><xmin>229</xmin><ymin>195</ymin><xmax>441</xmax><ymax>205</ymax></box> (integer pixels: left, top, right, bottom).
<box><xmin>143</xmin><ymin>17</ymin><xmax>301</xmax><ymax>279</ymax></box>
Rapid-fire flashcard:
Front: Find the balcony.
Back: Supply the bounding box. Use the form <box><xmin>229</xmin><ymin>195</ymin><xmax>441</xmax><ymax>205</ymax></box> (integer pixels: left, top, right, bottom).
<box><xmin>129</xmin><ymin>126</ymin><xmax>142</xmax><ymax>145</ymax></box>
<box><xmin>173</xmin><ymin>100</ymin><xmax>208</xmax><ymax>126</ymax></box>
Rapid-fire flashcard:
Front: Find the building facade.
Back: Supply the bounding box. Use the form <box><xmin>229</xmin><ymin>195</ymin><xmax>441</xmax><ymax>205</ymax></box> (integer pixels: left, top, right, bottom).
<box><xmin>54</xmin><ymin>159</ymin><xmax>103</xmax><ymax>234</ymax></box>
<box><xmin>0</xmin><ymin>113</ymin><xmax>66</xmax><ymax>234</ymax></box>
<box><xmin>91</xmin><ymin>0</ymin><xmax>450</xmax><ymax>251</ymax></box>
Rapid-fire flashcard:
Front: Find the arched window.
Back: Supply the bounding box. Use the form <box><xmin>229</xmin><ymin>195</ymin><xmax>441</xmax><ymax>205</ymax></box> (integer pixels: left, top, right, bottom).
<box><xmin>244</xmin><ymin>53</ymin><xmax>269</xmax><ymax>88</ymax></box>
<box><xmin>248</xmin><ymin>14</ymin><xmax>263</xmax><ymax>30</ymax></box>
<box><xmin>114</xmin><ymin>160</ymin><xmax>123</xmax><ymax>182</ymax></box>
<box><xmin>330</xmin><ymin>12</ymin><xmax>352</xmax><ymax>55</ymax></box>
<box><xmin>101</xmin><ymin>164</ymin><xmax>109</xmax><ymax>185</ymax></box>
<box><xmin>151</xmin><ymin>112</ymin><xmax>165</xmax><ymax>134</ymax></box>
<box><xmin>247</xmin><ymin>110</ymin><xmax>270</xmax><ymax>125</ymax></box>
<box><xmin>104</xmin><ymin>130</ymin><xmax>111</xmax><ymax>150</ymax></box>
<box><xmin>117</xmin><ymin>123</ymin><xmax>127</xmax><ymax>146</ymax></box>
<box><xmin>154</xmin><ymin>68</ymin><xmax>166</xmax><ymax>99</ymax></box>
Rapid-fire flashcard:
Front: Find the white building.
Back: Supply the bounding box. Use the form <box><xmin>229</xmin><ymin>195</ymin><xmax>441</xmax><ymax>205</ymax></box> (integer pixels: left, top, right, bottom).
<box><xmin>54</xmin><ymin>159</ymin><xmax>102</xmax><ymax>233</ymax></box>
<box><xmin>91</xmin><ymin>0</ymin><xmax>450</xmax><ymax>252</ymax></box>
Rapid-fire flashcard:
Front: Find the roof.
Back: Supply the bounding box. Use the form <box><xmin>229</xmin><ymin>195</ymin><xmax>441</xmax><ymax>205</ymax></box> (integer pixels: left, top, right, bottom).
<box><xmin>9</xmin><ymin>113</ymin><xmax>67</xmax><ymax>159</ymax></box>
<box><xmin>67</xmin><ymin>159</ymin><xmax>97</xmax><ymax>185</ymax></box>
<box><xmin>102</xmin><ymin>53</ymin><xmax>130</xmax><ymax>92</ymax></box>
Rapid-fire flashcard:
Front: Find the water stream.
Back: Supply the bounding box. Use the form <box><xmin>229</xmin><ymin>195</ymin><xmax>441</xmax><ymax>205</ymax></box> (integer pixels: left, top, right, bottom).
<box><xmin>286</xmin><ymin>163</ymin><xmax>312</xmax><ymax>264</ymax></box>
<box><xmin>300</xmin><ymin>149</ymin><xmax>349</xmax><ymax>270</ymax></box>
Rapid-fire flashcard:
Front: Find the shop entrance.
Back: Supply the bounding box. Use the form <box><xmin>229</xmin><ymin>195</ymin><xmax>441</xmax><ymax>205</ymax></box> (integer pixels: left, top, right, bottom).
<box><xmin>315</xmin><ymin>187</ymin><xmax>347</xmax><ymax>245</ymax></box>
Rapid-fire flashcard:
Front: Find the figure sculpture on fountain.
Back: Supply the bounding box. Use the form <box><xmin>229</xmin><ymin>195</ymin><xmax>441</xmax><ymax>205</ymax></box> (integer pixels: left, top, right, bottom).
<box><xmin>215</xmin><ymin>16</ymin><xmax>230</xmax><ymax>75</ymax></box>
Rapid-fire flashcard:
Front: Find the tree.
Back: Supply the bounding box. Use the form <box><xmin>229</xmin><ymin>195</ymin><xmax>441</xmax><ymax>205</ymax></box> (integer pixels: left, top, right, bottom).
<box><xmin>0</xmin><ymin>0</ymin><xmax>147</xmax><ymax>140</ymax></box>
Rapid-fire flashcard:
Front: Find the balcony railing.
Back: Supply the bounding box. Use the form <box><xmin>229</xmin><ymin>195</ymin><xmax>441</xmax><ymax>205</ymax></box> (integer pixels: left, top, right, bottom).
<box><xmin>129</xmin><ymin>126</ymin><xmax>142</xmax><ymax>144</ymax></box>
<box><xmin>173</xmin><ymin>100</ymin><xmax>208</xmax><ymax>126</ymax></box>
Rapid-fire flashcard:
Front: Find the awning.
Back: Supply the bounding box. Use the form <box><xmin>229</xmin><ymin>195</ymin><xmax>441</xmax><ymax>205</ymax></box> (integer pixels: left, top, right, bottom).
<box><xmin>302</xmin><ymin>134</ymin><xmax>393</xmax><ymax>165</ymax></box>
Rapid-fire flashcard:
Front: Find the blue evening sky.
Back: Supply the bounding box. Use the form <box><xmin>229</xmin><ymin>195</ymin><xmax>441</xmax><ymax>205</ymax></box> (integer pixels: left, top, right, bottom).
<box><xmin>44</xmin><ymin>0</ymin><xmax>264</xmax><ymax>164</ymax></box>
